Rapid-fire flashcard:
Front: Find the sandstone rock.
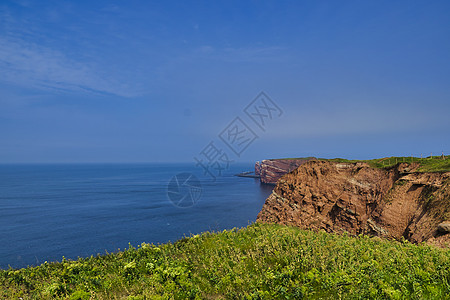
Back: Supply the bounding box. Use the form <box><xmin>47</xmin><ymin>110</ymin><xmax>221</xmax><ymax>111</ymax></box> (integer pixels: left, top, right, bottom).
<box><xmin>255</xmin><ymin>161</ymin><xmax>261</xmax><ymax>177</ymax></box>
<box><xmin>437</xmin><ymin>222</ymin><xmax>450</xmax><ymax>233</ymax></box>
<box><xmin>257</xmin><ymin>160</ymin><xmax>450</xmax><ymax>246</ymax></box>
<box><xmin>255</xmin><ymin>158</ymin><xmax>316</xmax><ymax>185</ymax></box>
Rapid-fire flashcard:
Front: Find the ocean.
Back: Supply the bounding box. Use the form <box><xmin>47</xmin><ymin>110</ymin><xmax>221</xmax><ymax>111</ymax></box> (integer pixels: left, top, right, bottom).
<box><xmin>0</xmin><ymin>163</ymin><xmax>273</xmax><ymax>269</ymax></box>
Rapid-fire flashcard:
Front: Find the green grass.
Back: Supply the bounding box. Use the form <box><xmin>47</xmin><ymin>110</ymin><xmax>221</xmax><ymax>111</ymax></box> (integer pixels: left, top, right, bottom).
<box><xmin>416</xmin><ymin>157</ymin><xmax>450</xmax><ymax>172</ymax></box>
<box><xmin>268</xmin><ymin>156</ymin><xmax>450</xmax><ymax>172</ymax></box>
<box><xmin>2</xmin><ymin>223</ymin><xmax>450</xmax><ymax>299</ymax></box>
<box><xmin>319</xmin><ymin>156</ymin><xmax>450</xmax><ymax>172</ymax></box>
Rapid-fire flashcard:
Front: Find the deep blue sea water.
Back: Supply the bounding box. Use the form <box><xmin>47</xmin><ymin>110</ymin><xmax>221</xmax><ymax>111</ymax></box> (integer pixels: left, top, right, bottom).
<box><xmin>0</xmin><ymin>163</ymin><xmax>273</xmax><ymax>269</ymax></box>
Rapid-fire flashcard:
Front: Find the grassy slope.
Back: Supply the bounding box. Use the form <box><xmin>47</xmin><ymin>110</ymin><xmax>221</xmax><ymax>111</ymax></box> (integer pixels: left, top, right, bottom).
<box><xmin>2</xmin><ymin>223</ymin><xmax>450</xmax><ymax>299</ymax></box>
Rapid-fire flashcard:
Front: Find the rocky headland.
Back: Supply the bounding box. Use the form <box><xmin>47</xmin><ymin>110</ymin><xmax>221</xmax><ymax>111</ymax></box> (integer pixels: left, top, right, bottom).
<box><xmin>255</xmin><ymin>158</ymin><xmax>315</xmax><ymax>184</ymax></box>
<box><xmin>257</xmin><ymin>160</ymin><xmax>450</xmax><ymax>247</ymax></box>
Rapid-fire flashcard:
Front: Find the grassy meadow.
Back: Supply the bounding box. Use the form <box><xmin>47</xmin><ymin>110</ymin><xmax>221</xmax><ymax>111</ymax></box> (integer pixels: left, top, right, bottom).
<box><xmin>2</xmin><ymin>223</ymin><xmax>450</xmax><ymax>299</ymax></box>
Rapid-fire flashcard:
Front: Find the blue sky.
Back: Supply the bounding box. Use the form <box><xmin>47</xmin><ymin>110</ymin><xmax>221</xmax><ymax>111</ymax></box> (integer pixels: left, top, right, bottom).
<box><xmin>0</xmin><ymin>0</ymin><xmax>449</xmax><ymax>163</ymax></box>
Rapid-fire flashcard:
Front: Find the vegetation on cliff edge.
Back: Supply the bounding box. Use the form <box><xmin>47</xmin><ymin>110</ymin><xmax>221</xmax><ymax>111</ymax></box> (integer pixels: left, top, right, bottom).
<box><xmin>322</xmin><ymin>156</ymin><xmax>450</xmax><ymax>172</ymax></box>
<box><xmin>277</xmin><ymin>156</ymin><xmax>449</xmax><ymax>172</ymax></box>
<box><xmin>2</xmin><ymin>223</ymin><xmax>450</xmax><ymax>299</ymax></box>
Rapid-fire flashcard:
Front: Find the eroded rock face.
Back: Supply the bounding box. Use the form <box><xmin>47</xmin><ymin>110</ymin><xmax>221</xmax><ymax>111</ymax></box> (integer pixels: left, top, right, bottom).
<box><xmin>255</xmin><ymin>158</ymin><xmax>315</xmax><ymax>185</ymax></box>
<box><xmin>437</xmin><ymin>222</ymin><xmax>450</xmax><ymax>233</ymax></box>
<box><xmin>255</xmin><ymin>161</ymin><xmax>262</xmax><ymax>178</ymax></box>
<box><xmin>257</xmin><ymin>160</ymin><xmax>450</xmax><ymax>246</ymax></box>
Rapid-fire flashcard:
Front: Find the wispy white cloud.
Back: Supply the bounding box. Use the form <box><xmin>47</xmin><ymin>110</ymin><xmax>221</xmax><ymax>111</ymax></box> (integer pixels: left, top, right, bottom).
<box><xmin>0</xmin><ymin>35</ymin><xmax>142</xmax><ymax>97</ymax></box>
<box><xmin>0</xmin><ymin>4</ymin><xmax>145</xmax><ymax>98</ymax></box>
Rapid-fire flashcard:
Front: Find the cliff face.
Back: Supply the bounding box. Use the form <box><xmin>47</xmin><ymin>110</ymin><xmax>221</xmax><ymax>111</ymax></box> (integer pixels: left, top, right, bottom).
<box><xmin>257</xmin><ymin>160</ymin><xmax>450</xmax><ymax>246</ymax></box>
<box><xmin>255</xmin><ymin>158</ymin><xmax>315</xmax><ymax>185</ymax></box>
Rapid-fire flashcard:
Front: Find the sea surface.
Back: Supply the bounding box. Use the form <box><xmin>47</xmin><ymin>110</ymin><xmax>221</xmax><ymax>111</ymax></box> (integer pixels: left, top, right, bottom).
<box><xmin>0</xmin><ymin>163</ymin><xmax>273</xmax><ymax>269</ymax></box>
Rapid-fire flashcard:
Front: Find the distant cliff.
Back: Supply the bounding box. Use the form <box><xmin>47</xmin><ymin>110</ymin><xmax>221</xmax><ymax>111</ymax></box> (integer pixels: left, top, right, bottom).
<box><xmin>257</xmin><ymin>160</ymin><xmax>450</xmax><ymax>247</ymax></box>
<box><xmin>255</xmin><ymin>158</ymin><xmax>315</xmax><ymax>185</ymax></box>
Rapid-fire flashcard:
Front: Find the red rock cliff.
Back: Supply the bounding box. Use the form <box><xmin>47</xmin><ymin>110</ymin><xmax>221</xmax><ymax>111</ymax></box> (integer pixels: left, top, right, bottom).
<box><xmin>255</xmin><ymin>158</ymin><xmax>315</xmax><ymax>185</ymax></box>
<box><xmin>257</xmin><ymin>160</ymin><xmax>450</xmax><ymax>246</ymax></box>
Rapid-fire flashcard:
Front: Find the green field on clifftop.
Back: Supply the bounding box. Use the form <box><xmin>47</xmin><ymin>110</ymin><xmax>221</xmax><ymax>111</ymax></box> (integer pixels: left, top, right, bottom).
<box><xmin>2</xmin><ymin>223</ymin><xmax>450</xmax><ymax>299</ymax></box>
<box><xmin>277</xmin><ymin>156</ymin><xmax>449</xmax><ymax>172</ymax></box>
<box><xmin>322</xmin><ymin>156</ymin><xmax>450</xmax><ymax>172</ymax></box>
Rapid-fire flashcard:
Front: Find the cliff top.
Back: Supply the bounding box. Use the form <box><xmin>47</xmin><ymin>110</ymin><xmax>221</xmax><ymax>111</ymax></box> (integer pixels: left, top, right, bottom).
<box><xmin>322</xmin><ymin>156</ymin><xmax>450</xmax><ymax>173</ymax></box>
<box><xmin>267</xmin><ymin>156</ymin><xmax>449</xmax><ymax>173</ymax></box>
